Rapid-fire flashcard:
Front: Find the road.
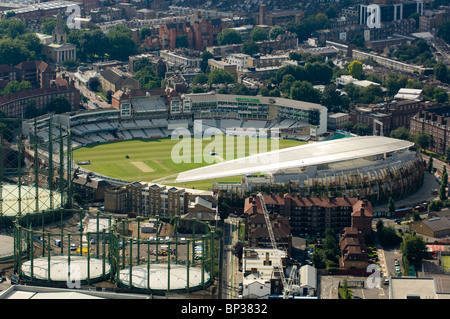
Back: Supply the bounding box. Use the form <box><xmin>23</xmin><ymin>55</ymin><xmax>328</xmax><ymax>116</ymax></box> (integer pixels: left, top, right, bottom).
<box><xmin>221</xmin><ymin>217</ymin><xmax>241</xmax><ymax>299</ymax></box>
<box><xmin>60</xmin><ymin>70</ymin><xmax>110</xmax><ymax>110</ymax></box>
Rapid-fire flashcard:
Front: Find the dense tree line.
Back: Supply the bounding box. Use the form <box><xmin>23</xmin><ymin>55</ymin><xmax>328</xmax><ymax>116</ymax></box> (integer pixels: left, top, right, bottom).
<box><xmin>0</xmin><ymin>19</ymin><xmax>43</xmax><ymax>65</ymax></box>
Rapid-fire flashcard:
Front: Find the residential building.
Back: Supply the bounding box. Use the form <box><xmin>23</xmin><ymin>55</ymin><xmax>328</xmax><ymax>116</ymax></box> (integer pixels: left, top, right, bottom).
<box><xmin>208</xmin><ymin>59</ymin><xmax>238</xmax><ymax>79</ymax></box>
<box><xmin>327</xmin><ymin>112</ymin><xmax>349</xmax><ymax>131</ymax></box>
<box><xmin>0</xmin><ymin>83</ymin><xmax>80</xmax><ymax>118</ymax></box>
<box><xmin>104</xmin><ymin>182</ymin><xmax>217</xmax><ymax>219</ymax></box>
<box><xmin>339</xmin><ymin>227</ymin><xmax>368</xmax><ymax>270</ymax></box>
<box><xmin>242</xmin><ymin>247</ymin><xmax>287</xmax><ymax>298</ymax></box>
<box><xmin>14</xmin><ymin>61</ymin><xmax>56</xmax><ymax>89</ymax></box>
<box><xmin>410</xmin><ymin>108</ymin><xmax>450</xmax><ymax>156</ymax></box>
<box><xmin>104</xmin><ymin>186</ymin><xmax>128</xmax><ymax>213</ymax></box>
<box><xmin>350</xmin><ymin>99</ymin><xmax>422</xmax><ymax>136</ymax></box>
<box><xmin>99</xmin><ymin>68</ymin><xmax>140</xmax><ymax>94</ymax></box>
<box><xmin>244</xmin><ymin>193</ymin><xmax>373</xmax><ymax>239</ymax></box>
<box><xmin>72</xmin><ymin>171</ymin><xmax>112</xmax><ymax>202</ymax></box>
<box><xmin>243</xmin><ymin>196</ymin><xmax>292</xmax><ymax>254</ymax></box>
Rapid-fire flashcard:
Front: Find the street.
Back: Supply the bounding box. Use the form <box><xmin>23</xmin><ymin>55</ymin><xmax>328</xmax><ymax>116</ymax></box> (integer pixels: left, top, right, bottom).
<box><xmin>221</xmin><ymin>217</ymin><xmax>242</xmax><ymax>299</ymax></box>
<box><xmin>61</xmin><ymin>70</ymin><xmax>110</xmax><ymax>110</ymax></box>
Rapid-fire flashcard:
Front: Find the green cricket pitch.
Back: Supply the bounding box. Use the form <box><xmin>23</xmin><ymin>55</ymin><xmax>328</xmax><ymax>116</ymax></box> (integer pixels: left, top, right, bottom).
<box><xmin>73</xmin><ymin>136</ymin><xmax>305</xmax><ymax>190</ymax></box>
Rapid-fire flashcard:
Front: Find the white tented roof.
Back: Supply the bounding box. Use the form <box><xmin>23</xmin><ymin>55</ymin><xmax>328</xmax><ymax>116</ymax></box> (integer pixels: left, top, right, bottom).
<box><xmin>172</xmin><ymin>136</ymin><xmax>414</xmax><ymax>183</ymax></box>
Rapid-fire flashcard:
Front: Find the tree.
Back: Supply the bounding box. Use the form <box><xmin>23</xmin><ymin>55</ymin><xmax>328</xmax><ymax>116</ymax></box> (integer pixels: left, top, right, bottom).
<box><xmin>230</xmin><ymin>83</ymin><xmax>250</xmax><ymax>95</ymax></box>
<box><xmin>88</xmin><ymin>77</ymin><xmax>101</xmax><ymax>92</ymax></box>
<box><xmin>290</xmin><ymin>81</ymin><xmax>321</xmax><ymax>103</ymax></box>
<box><xmin>135</xmin><ymin>66</ymin><xmax>161</xmax><ymax>89</ymax></box>
<box><xmin>200</xmin><ymin>50</ymin><xmax>214</xmax><ymax>73</ymax></box>
<box><xmin>2</xmin><ymin>80</ymin><xmax>32</xmax><ymax>96</ymax></box>
<box><xmin>269</xmin><ymin>26</ymin><xmax>285</xmax><ymax>40</ymax></box>
<box><xmin>439</xmin><ymin>179</ymin><xmax>447</xmax><ymax>201</ymax></box>
<box><xmin>192</xmin><ymin>73</ymin><xmax>209</xmax><ymax>85</ymax></box>
<box><xmin>140</xmin><ymin>27</ymin><xmax>151</xmax><ymax>40</ymax></box>
<box><xmin>445</xmin><ymin>146</ymin><xmax>450</xmax><ymax>162</ymax></box>
<box><xmin>0</xmin><ymin>19</ymin><xmax>27</xmax><ymax>39</ymax></box>
<box><xmin>321</xmin><ymin>84</ymin><xmax>347</xmax><ymax>112</ymax></box>
<box><xmin>325</xmin><ymin>7</ymin><xmax>337</xmax><ymax>19</ymax></box>
<box><xmin>24</xmin><ymin>99</ymin><xmax>40</xmax><ymax>119</ymax></box>
<box><xmin>414</xmin><ymin>131</ymin><xmax>430</xmax><ymax>150</ymax></box>
<box><xmin>216</xmin><ymin>28</ymin><xmax>242</xmax><ymax>45</ymax></box>
<box><xmin>0</xmin><ymin>37</ymin><xmax>33</xmax><ymax>66</ymax></box>
<box><xmin>249</xmin><ymin>26</ymin><xmax>268</xmax><ymax>42</ymax></box>
<box><xmin>176</xmin><ymin>35</ymin><xmax>188</xmax><ymax>48</ymax></box>
<box><xmin>207</xmin><ymin>69</ymin><xmax>236</xmax><ymax>84</ymax></box>
<box><xmin>47</xmin><ymin>96</ymin><xmax>72</xmax><ymax>114</ymax></box>
<box><xmin>437</xmin><ymin>21</ymin><xmax>450</xmax><ymax>43</ymax></box>
<box><xmin>388</xmin><ymin>197</ymin><xmax>395</xmax><ymax>214</ymax></box>
<box><xmin>106</xmin><ymin>25</ymin><xmax>137</xmax><ymax>61</ymax></box>
<box><xmin>434</xmin><ymin>62</ymin><xmax>448</xmax><ymax>83</ymax></box>
<box><xmin>390</xmin><ymin>126</ymin><xmax>410</xmax><ymax>140</ymax></box>
<box><xmin>401</xmin><ymin>234</ymin><xmax>428</xmax><ymax>268</ymax></box>
<box><xmin>241</xmin><ymin>40</ymin><xmax>259</xmax><ymax>55</ymax></box>
<box><xmin>348</xmin><ymin>60</ymin><xmax>364</xmax><ymax>80</ymax></box>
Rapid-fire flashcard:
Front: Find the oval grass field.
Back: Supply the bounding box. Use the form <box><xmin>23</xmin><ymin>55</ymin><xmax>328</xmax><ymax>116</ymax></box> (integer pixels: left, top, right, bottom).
<box><xmin>73</xmin><ymin>136</ymin><xmax>305</xmax><ymax>190</ymax></box>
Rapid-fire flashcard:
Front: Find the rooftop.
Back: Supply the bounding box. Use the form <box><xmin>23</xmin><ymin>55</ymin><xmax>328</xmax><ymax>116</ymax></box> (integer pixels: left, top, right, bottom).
<box><xmin>171</xmin><ymin>136</ymin><xmax>414</xmax><ymax>183</ymax></box>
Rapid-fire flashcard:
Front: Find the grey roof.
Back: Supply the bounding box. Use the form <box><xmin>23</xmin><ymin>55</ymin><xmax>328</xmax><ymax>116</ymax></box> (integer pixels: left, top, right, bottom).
<box><xmin>422</xmin><ymin>217</ymin><xmax>450</xmax><ymax>232</ymax></box>
<box><xmin>171</xmin><ymin>136</ymin><xmax>414</xmax><ymax>183</ymax></box>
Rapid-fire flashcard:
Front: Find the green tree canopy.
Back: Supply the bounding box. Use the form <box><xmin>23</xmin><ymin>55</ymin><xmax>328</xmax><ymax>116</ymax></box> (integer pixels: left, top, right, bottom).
<box><xmin>47</xmin><ymin>96</ymin><xmax>72</xmax><ymax>114</ymax></box>
<box><xmin>413</xmin><ymin>131</ymin><xmax>430</xmax><ymax>150</ymax></box>
<box><xmin>290</xmin><ymin>80</ymin><xmax>321</xmax><ymax>103</ymax></box>
<box><xmin>401</xmin><ymin>234</ymin><xmax>428</xmax><ymax>268</ymax></box>
<box><xmin>106</xmin><ymin>25</ymin><xmax>137</xmax><ymax>61</ymax></box>
<box><xmin>207</xmin><ymin>69</ymin><xmax>236</xmax><ymax>84</ymax></box>
<box><xmin>2</xmin><ymin>80</ymin><xmax>32</xmax><ymax>96</ymax></box>
<box><xmin>269</xmin><ymin>26</ymin><xmax>285</xmax><ymax>40</ymax></box>
<box><xmin>241</xmin><ymin>40</ymin><xmax>259</xmax><ymax>55</ymax></box>
<box><xmin>348</xmin><ymin>60</ymin><xmax>364</xmax><ymax>79</ymax></box>
<box><xmin>249</xmin><ymin>26</ymin><xmax>268</xmax><ymax>42</ymax></box>
<box><xmin>390</xmin><ymin>126</ymin><xmax>410</xmax><ymax>140</ymax></box>
<box><xmin>216</xmin><ymin>28</ymin><xmax>242</xmax><ymax>45</ymax></box>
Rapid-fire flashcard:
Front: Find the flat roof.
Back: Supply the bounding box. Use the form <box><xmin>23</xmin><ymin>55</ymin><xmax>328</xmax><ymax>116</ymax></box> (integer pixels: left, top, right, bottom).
<box><xmin>171</xmin><ymin>136</ymin><xmax>414</xmax><ymax>183</ymax></box>
<box><xmin>184</xmin><ymin>93</ymin><xmax>326</xmax><ymax>111</ymax></box>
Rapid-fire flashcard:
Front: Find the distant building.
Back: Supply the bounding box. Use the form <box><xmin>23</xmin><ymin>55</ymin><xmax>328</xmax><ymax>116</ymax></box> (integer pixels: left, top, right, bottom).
<box><xmin>0</xmin><ymin>82</ymin><xmax>80</xmax><ymax>118</ymax></box>
<box><xmin>104</xmin><ymin>182</ymin><xmax>218</xmax><ymax>219</ymax></box>
<box><xmin>410</xmin><ymin>108</ymin><xmax>450</xmax><ymax>156</ymax></box>
<box><xmin>72</xmin><ymin>171</ymin><xmax>112</xmax><ymax>202</ymax></box>
<box><xmin>243</xmin><ymin>193</ymin><xmax>373</xmax><ymax>238</ymax></box>
<box><xmin>410</xmin><ymin>217</ymin><xmax>450</xmax><ymax>238</ymax></box>
<box><xmin>328</xmin><ymin>112</ymin><xmax>349</xmax><ymax>131</ymax></box>
<box><xmin>42</xmin><ymin>16</ymin><xmax>77</xmax><ymax>65</ymax></box>
<box><xmin>99</xmin><ymin>68</ymin><xmax>140</xmax><ymax>94</ymax></box>
<box><xmin>339</xmin><ymin>226</ymin><xmax>368</xmax><ymax>270</ymax></box>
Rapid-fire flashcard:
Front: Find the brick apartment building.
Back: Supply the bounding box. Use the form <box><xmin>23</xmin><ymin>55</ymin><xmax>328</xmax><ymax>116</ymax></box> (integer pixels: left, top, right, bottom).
<box><xmin>410</xmin><ymin>108</ymin><xmax>450</xmax><ymax>156</ymax></box>
<box><xmin>0</xmin><ymin>82</ymin><xmax>80</xmax><ymax>118</ymax></box>
<box><xmin>244</xmin><ymin>194</ymin><xmax>373</xmax><ymax>238</ymax></box>
<box><xmin>159</xmin><ymin>16</ymin><xmax>224</xmax><ymax>51</ymax></box>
